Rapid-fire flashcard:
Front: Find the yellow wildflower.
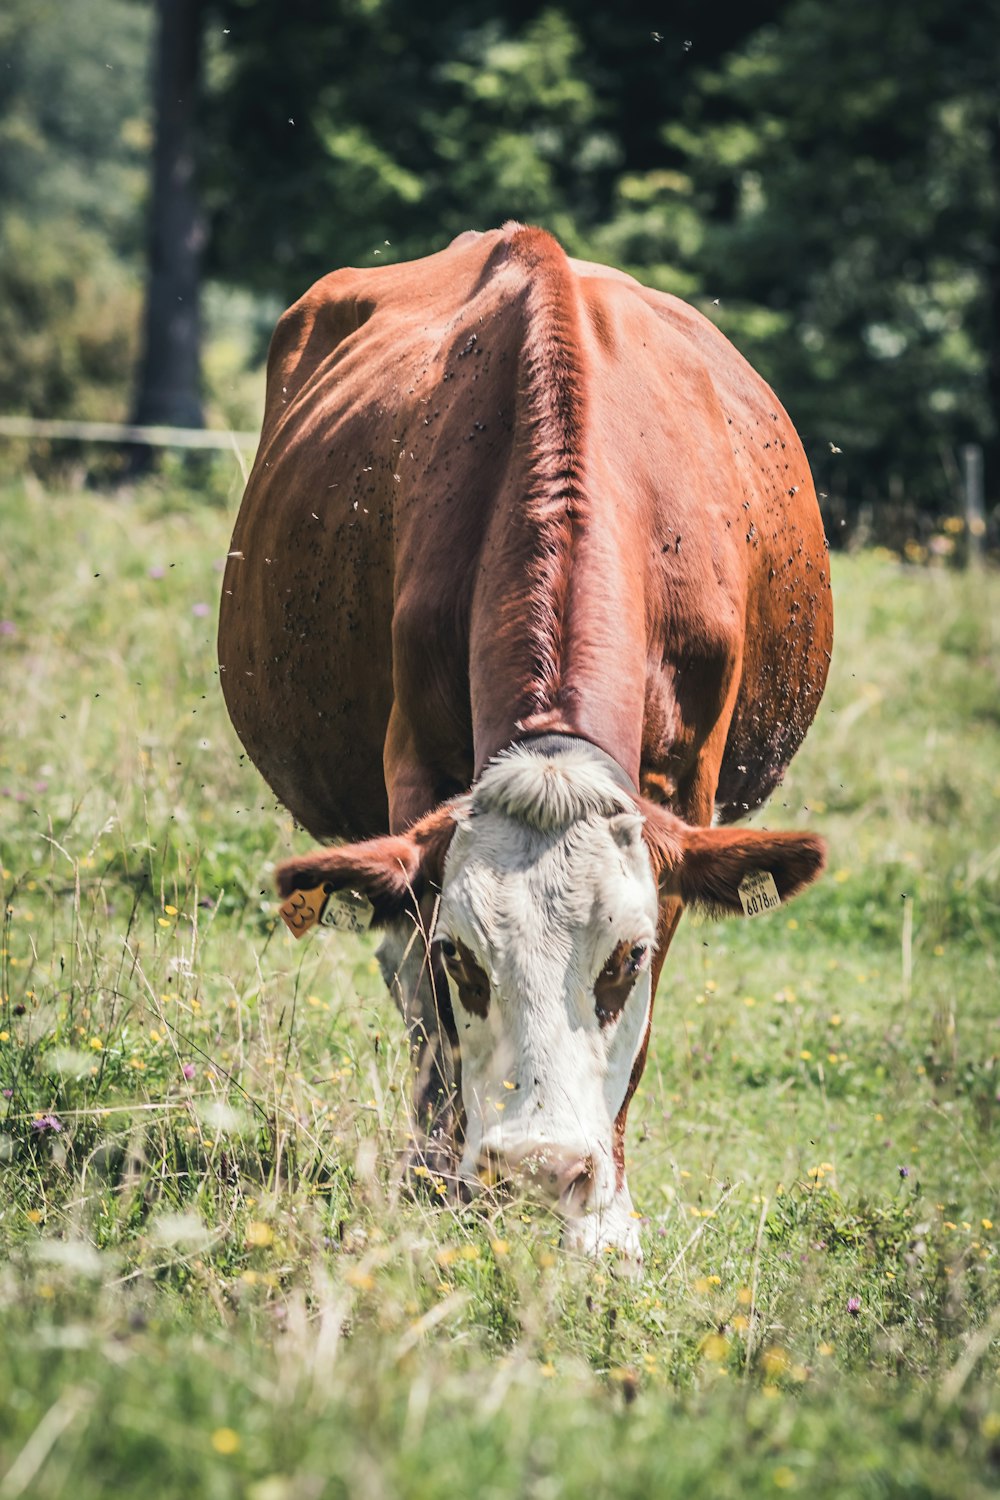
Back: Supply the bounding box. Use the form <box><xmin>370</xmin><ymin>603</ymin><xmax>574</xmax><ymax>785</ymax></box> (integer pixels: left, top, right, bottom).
<box><xmin>761</xmin><ymin>1346</ymin><xmax>791</xmax><ymax>1380</ymax></box>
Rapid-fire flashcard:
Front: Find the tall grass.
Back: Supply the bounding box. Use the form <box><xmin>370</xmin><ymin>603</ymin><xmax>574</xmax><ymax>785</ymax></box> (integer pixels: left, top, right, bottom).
<box><xmin>1</xmin><ymin>477</ymin><xmax>999</xmax><ymax>1498</ymax></box>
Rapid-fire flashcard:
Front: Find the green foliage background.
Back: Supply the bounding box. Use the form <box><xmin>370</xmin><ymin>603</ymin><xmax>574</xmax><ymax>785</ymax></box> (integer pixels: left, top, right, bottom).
<box><xmin>0</xmin><ymin>0</ymin><xmax>997</xmax><ymax>522</ymax></box>
<box><xmin>0</xmin><ymin>0</ymin><xmax>150</xmax><ymax>427</ymax></box>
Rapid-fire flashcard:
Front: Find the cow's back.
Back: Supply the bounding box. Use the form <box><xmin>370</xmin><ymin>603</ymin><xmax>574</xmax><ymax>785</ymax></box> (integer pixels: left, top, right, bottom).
<box><xmin>218</xmin><ymin>232</ymin><xmax>539</xmax><ymax>839</ymax></box>
<box><xmin>567</xmin><ymin>267</ymin><xmax>832</xmax><ymax>819</ymax></box>
<box><xmin>219</xmin><ymin>226</ymin><xmax>832</xmax><ymax>842</ymax></box>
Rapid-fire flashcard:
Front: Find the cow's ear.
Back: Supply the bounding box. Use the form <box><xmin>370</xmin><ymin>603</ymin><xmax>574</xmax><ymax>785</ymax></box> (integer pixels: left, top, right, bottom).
<box><xmin>274</xmin><ymin>804</ymin><xmax>457</xmax><ymax>928</ymax></box>
<box><xmin>640</xmin><ymin>801</ymin><xmax>825</xmax><ymax>916</ymax></box>
<box><xmin>672</xmin><ymin>825</ymin><xmax>826</xmax><ymax>915</ymax></box>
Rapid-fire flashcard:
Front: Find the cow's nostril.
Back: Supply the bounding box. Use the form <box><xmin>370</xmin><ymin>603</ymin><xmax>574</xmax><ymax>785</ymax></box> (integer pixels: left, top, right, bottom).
<box><xmin>557</xmin><ymin>1157</ymin><xmax>594</xmax><ymax>1206</ymax></box>
<box><xmin>471</xmin><ymin>1143</ymin><xmax>595</xmax><ymax>1204</ymax></box>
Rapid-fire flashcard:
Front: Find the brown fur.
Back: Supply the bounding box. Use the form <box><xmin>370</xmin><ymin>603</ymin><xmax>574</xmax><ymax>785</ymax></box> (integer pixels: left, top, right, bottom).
<box><xmin>503</xmin><ymin>228</ymin><xmax>591</xmax><ymax>718</ymax></box>
<box><xmin>594</xmin><ymin>939</ymin><xmax>642</xmax><ymax>1027</ymax></box>
<box><xmin>443</xmin><ymin>939</ymin><xmax>492</xmax><ymax>1019</ymax></box>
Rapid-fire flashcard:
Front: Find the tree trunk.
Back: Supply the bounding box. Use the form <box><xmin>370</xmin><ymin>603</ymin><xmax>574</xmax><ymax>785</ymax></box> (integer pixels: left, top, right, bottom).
<box><xmin>128</xmin><ymin>0</ymin><xmax>205</xmax><ymax>471</ymax></box>
<box><xmin>986</xmin><ymin>109</ymin><xmax>1000</xmax><ymax>508</ymax></box>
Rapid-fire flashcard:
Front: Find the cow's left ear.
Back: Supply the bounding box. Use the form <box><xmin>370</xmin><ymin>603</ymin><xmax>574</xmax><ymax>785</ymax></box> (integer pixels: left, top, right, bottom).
<box><xmin>640</xmin><ymin>802</ymin><xmax>825</xmax><ymax>915</ymax></box>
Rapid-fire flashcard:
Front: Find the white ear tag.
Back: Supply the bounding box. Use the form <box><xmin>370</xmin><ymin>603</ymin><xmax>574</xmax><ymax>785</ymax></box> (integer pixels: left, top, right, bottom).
<box><xmin>279</xmin><ymin>884</ymin><xmax>373</xmax><ymax>938</ymax></box>
<box><xmin>318</xmin><ymin>887</ymin><xmax>374</xmax><ymax>933</ymax></box>
<box><xmin>738</xmin><ymin>869</ymin><xmax>781</xmax><ymax>918</ymax></box>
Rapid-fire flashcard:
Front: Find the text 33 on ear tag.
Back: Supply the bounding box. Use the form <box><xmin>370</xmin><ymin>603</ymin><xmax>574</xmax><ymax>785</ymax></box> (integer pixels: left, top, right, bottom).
<box><xmin>278</xmin><ymin>884</ymin><xmax>332</xmax><ymax>939</ymax></box>
<box><xmin>278</xmin><ymin>883</ymin><xmax>374</xmax><ymax>938</ymax></box>
<box><xmin>318</xmin><ymin>887</ymin><xmax>373</xmax><ymax>934</ymax></box>
<box><xmin>738</xmin><ymin>869</ymin><xmax>781</xmax><ymax>918</ymax></box>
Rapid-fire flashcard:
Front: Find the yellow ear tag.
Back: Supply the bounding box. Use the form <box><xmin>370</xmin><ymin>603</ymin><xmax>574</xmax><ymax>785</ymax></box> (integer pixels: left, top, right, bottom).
<box><xmin>279</xmin><ymin>884</ymin><xmax>330</xmax><ymax>938</ymax></box>
<box><xmin>738</xmin><ymin>869</ymin><xmax>781</xmax><ymax>918</ymax></box>
<box><xmin>278</xmin><ymin>883</ymin><xmax>374</xmax><ymax>939</ymax></box>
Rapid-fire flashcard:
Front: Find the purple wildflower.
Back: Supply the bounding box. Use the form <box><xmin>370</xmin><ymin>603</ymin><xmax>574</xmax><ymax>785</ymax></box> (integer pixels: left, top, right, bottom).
<box><xmin>32</xmin><ymin>1114</ymin><xmax>63</xmax><ymax>1133</ymax></box>
<box><xmin>846</xmin><ymin>1296</ymin><xmax>861</xmax><ymax>1316</ymax></box>
<box><xmin>148</xmin><ymin>566</ymin><xmax>166</xmax><ymax>580</ymax></box>
<box><xmin>0</xmin><ymin>621</ymin><xmax>16</xmax><ymax>637</ymax></box>
<box><xmin>182</xmin><ymin>1063</ymin><xmax>196</xmax><ymax>1080</ymax></box>
<box><xmin>191</xmin><ymin>602</ymin><xmax>211</xmax><ymax>618</ymax></box>
<box><xmin>898</xmin><ymin>1165</ymin><xmax>910</xmax><ymax>1179</ymax></box>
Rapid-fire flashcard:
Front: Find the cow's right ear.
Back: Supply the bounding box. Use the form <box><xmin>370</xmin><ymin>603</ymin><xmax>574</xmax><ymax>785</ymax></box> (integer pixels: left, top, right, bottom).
<box><xmin>274</xmin><ymin>804</ymin><xmax>458</xmax><ymax>928</ymax></box>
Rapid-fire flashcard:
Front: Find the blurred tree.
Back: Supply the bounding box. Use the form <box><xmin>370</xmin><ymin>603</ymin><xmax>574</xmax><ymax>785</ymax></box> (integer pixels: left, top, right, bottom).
<box><xmin>129</xmin><ymin>0</ymin><xmax>207</xmax><ymax>464</ymax></box>
<box><xmin>202</xmin><ymin>2</ymin><xmax>784</xmax><ymax>302</ymax></box>
<box><xmin>653</xmin><ymin>0</ymin><xmax>999</xmax><ymax>516</ymax></box>
<box><xmin>0</xmin><ymin>0</ymin><xmax>150</xmax><ymax>451</ymax></box>
<box><xmin>3</xmin><ymin>0</ymin><xmax>995</xmax><ymax>525</ymax></box>
<box><xmin>203</xmin><ymin>2</ymin><xmax>609</xmax><ymax>300</ymax></box>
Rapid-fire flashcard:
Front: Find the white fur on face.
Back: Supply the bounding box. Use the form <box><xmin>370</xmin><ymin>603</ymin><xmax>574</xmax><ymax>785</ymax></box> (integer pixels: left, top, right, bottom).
<box><xmin>436</xmin><ymin>749</ymin><xmax>659</xmax><ymax>1257</ymax></box>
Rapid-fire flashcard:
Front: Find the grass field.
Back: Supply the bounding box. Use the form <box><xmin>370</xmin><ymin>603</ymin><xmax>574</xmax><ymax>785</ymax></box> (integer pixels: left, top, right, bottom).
<box><xmin>2</xmin><ymin>473</ymin><xmax>999</xmax><ymax>1498</ymax></box>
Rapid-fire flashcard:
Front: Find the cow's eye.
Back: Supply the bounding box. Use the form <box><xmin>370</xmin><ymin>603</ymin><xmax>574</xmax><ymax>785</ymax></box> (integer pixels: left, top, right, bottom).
<box><xmin>595</xmin><ymin>939</ymin><xmax>651</xmax><ymax>1026</ymax></box>
<box><xmin>627</xmin><ymin>943</ymin><xmax>649</xmax><ymax>974</ymax></box>
<box><xmin>437</xmin><ymin>935</ymin><xmax>492</xmax><ymax>1019</ymax></box>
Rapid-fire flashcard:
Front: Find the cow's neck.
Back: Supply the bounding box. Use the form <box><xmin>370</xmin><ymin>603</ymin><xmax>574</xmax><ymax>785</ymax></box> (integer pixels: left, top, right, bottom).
<box><xmin>465</xmin><ymin>230</ymin><xmax>649</xmax><ymax>786</ymax></box>
<box><xmin>468</xmin><ymin>494</ymin><xmax>649</xmax><ymax>784</ymax></box>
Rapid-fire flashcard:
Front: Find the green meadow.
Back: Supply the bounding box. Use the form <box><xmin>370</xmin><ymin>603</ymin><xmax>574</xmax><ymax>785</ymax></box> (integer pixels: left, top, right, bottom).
<box><xmin>1</xmin><ymin>474</ymin><xmax>999</xmax><ymax>1498</ymax></box>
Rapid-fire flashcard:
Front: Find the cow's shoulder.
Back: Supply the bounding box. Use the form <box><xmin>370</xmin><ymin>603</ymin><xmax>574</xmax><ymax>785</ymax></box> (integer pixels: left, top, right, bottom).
<box><xmin>567</xmin><ymin>258</ymin><xmax>766</xmax><ymax>385</ymax></box>
<box><xmin>262</xmin><ymin>267</ymin><xmax>381</xmax><ymax>419</ymax></box>
<box><xmin>260</xmin><ymin>232</ymin><xmax>524</xmax><ymax>425</ymax></box>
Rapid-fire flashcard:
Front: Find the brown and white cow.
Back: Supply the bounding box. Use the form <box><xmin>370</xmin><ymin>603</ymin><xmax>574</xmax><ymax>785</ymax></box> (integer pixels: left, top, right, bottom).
<box><xmin>218</xmin><ymin>223</ymin><xmax>833</xmax><ymax>1268</ymax></box>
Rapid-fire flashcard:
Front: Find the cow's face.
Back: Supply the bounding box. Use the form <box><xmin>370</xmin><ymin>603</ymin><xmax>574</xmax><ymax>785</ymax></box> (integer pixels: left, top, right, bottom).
<box><xmin>274</xmin><ymin>743</ymin><xmax>825</xmax><ymax>1264</ymax></box>
<box><xmin>435</xmin><ymin>752</ymin><xmax>659</xmax><ymax>1239</ymax></box>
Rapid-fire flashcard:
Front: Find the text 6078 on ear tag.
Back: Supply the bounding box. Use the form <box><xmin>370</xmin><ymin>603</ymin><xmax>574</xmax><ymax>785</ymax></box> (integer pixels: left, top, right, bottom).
<box><xmin>738</xmin><ymin>869</ymin><xmax>781</xmax><ymax>918</ymax></box>
<box><xmin>279</xmin><ymin>884</ymin><xmax>374</xmax><ymax>938</ymax></box>
<box><xmin>319</xmin><ymin>887</ymin><xmax>374</xmax><ymax>934</ymax></box>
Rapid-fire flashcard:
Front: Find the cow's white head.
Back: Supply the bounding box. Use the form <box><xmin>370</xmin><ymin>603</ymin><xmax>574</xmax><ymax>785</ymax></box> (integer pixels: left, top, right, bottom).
<box><xmin>275</xmin><ymin>742</ymin><xmax>825</xmax><ymax>1268</ymax></box>
<box><xmin>434</xmin><ymin>748</ymin><xmax>659</xmax><ymax>1260</ymax></box>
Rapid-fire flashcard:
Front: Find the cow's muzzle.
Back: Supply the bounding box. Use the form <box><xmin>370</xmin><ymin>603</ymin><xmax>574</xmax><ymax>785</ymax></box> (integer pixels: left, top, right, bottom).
<box><xmin>465</xmin><ymin>1141</ymin><xmax>596</xmax><ymax>1208</ymax></box>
